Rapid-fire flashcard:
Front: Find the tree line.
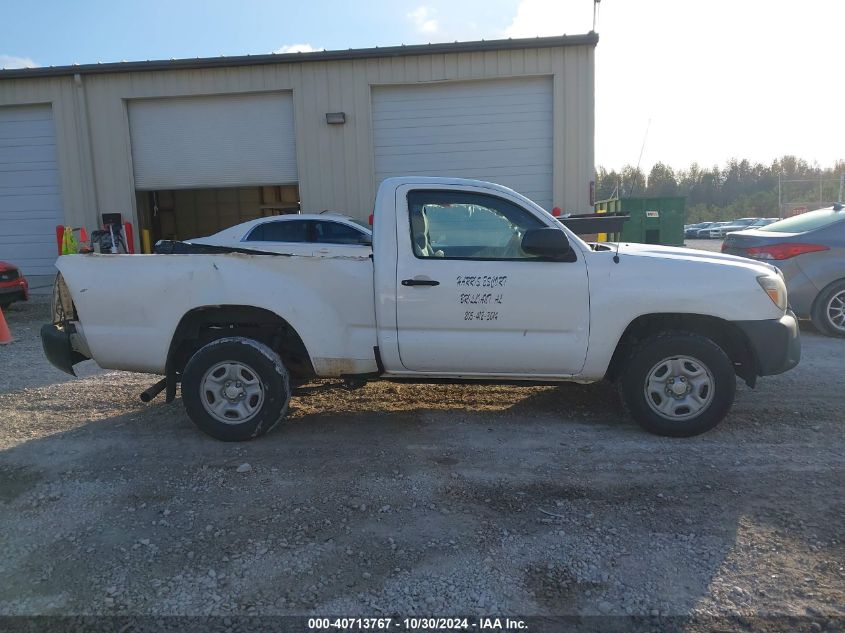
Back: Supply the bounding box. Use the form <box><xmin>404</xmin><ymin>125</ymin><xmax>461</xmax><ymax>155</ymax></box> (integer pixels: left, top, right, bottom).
<box><xmin>595</xmin><ymin>156</ymin><xmax>845</xmax><ymax>222</ymax></box>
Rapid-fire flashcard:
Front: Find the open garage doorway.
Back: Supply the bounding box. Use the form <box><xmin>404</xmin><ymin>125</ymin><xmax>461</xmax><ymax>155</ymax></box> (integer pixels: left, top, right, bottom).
<box><xmin>127</xmin><ymin>91</ymin><xmax>299</xmax><ymax>250</ymax></box>
<box><xmin>135</xmin><ymin>184</ymin><xmax>299</xmax><ymax>250</ymax></box>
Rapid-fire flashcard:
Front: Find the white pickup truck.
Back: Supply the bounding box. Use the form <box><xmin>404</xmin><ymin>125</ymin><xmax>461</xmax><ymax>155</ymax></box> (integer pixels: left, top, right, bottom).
<box><xmin>42</xmin><ymin>177</ymin><xmax>800</xmax><ymax>441</ymax></box>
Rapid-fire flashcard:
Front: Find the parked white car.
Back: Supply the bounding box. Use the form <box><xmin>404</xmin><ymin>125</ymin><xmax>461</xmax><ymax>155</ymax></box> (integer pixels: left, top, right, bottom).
<box><xmin>43</xmin><ymin>177</ymin><xmax>800</xmax><ymax>441</ymax></box>
<box><xmin>708</xmin><ymin>220</ymin><xmax>747</xmax><ymax>239</ymax></box>
<box><xmin>183</xmin><ymin>213</ymin><xmax>372</xmax><ymax>256</ymax></box>
<box><xmin>695</xmin><ymin>222</ymin><xmax>729</xmax><ymax>238</ymax></box>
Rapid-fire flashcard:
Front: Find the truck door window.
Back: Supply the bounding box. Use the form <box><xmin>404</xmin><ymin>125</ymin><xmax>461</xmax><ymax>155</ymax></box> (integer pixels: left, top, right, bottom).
<box><xmin>407</xmin><ymin>190</ymin><xmax>544</xmax><ymax>260</ymax></box>
<box><xmin>245</xmin><ymin>220</ymin><xmax>309</xmax><ymax>242</ymax></box>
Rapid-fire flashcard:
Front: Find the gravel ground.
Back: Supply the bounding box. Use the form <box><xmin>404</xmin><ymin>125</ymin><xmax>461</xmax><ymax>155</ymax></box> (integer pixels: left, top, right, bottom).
<box><xmin>0</xmin><ymin>295</ymin><xmax>843</xmax><ymax>628</ymax></box>
<box><xmin>684</xmin><ymin>238</ymin><xmax>725</xmax><ymax>253</ymax></box>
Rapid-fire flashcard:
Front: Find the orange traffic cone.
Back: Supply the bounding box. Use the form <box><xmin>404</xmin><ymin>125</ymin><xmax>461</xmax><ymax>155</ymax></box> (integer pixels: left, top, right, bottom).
<box><xmin>0</xmin><ymin>307</ymin><xmax>12</xmax><ymax>345</ymax></box>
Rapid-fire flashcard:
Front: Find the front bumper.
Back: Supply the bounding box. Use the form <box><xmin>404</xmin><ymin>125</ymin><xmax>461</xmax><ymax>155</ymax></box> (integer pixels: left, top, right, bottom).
<box><xmin>734</xmin><ymin>310</ymin><xmax>801</xmax><ymax>376</ymax></box>
<box><xmin>41</xmin><ymin>322</ymin><xmax>88</xmax><ymax>376</ymax></box>
<box><xmin>0</xmin><ymin>282</ymin><xmax>28</xmax><ymax>303</ymax></box>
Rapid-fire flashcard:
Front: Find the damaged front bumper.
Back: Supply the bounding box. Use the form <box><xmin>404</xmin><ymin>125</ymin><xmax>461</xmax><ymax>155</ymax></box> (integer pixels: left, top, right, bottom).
<box><xmin>734</xmin><ymin>310</ymin><xmax>801</xmax><ymax>377</ymax></box>
<box><xmin>41</xmin><ymin>322</ymin><xmax>89</xmax><ymax>376</ymax></box>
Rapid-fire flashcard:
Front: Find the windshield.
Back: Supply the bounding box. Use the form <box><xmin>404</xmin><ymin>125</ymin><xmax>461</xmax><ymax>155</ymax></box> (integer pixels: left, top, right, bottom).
<box><xmin>759</xmin><ymin>208</ymin><xmax>845</xmax><ymax>233</ymax></box>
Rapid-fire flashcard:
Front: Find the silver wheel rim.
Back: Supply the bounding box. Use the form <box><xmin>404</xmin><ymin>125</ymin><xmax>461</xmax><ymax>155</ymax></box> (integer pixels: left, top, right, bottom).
<box><xmin>644</xmin><ymin>355</ymin><xmax>714</xmax><ymax>421</ymax></box>
<box><xmin>200</xmin><ymin>361</ymin><xmax>265</xmax><ymax>425</ymax></box>
<box><xmin>825</xmin><ymin>290</ymin><xmax>845</xmax><ymax>332</ymax></box>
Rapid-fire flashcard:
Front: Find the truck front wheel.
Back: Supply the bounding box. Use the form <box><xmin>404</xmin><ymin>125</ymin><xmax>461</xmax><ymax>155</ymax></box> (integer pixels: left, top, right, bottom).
<box><xmin>620</xmin><ymin>332</ymin><xmax>736</xmax><ymax>437</ymax></box>
<box><xmin>181</xmin><ymin>337</ymin><xmax>290</xmax><ymax>441</ymax></box>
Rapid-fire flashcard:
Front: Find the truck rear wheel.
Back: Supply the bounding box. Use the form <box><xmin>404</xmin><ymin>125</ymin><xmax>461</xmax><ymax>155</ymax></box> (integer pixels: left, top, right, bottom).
<box><xmin>181</xmin><ymin>337</ymin><xmax>290</xmax><ymax>441</ymax></box>
<box><xmin>619</xmin><ymin>332</ymin><xmax>735</xmax><ymax>437</ymax></box>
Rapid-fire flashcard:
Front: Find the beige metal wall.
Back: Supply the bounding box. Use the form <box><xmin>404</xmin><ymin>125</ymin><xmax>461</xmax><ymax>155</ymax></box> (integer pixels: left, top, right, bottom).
<box><xmin>0</xmin><ymin>44</ymin><xmax>595</xmax><ymax>236</ymax></box>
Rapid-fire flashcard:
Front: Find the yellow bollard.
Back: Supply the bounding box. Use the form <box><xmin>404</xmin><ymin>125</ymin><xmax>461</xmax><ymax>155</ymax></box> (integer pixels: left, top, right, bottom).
<box><xmin>141</xmin><ymin>229</ymin><xmax>153</xmax><ymax>254</ymax></box>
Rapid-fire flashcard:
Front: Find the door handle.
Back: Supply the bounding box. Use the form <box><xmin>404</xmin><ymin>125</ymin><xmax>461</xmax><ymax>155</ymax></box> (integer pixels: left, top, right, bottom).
<box><xmin>401</xmin><ymin>278</ymin><xmax>440</xmax><ymax>287</ymax></box>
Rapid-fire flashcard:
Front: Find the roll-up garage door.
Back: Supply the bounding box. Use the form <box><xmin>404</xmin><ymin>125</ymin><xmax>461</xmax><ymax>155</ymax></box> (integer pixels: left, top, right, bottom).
<box><xmin>0</xmin><ymin>104</ymin><xmax>63</xmax><ymax>276</ymax></box>
<box><xmin>372</xmin><ymin>77</ymin><xmax>553</xmax><ymax>210</ymax></box>
<box><xmin>128</xmin><ymin>92</ymin><xmax>297</xmax><ymax>190</ymax></box>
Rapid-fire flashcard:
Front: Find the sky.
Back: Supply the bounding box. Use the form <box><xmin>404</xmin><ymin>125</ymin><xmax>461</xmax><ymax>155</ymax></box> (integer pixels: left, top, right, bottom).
<box><xmin>2</xmin><ymin>0</ymin><xmax>843</xmax><ymax>172</ymax></box>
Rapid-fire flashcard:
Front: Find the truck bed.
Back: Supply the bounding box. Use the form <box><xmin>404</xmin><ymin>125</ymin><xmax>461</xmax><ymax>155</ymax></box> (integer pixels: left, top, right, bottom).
<box><xmin>55</xmin><ymin>252</ymin><xmax>378</xmax><ymax>375</ymax></box>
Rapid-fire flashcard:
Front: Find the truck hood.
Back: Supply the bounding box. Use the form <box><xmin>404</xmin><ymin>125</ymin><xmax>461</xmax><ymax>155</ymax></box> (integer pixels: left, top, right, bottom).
<box><xmin>584</xmin><ymin>241</ymin><xmax>787</xmax><ymax>323</ymax></box>
<box><xmin>609</xmin><ymin>241</ymin><xmax>780</xmax><ymax>276</ymax></box>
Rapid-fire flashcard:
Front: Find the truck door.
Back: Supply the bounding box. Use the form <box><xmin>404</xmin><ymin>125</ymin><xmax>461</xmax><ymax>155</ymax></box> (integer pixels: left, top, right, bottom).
<box><xmin>394</xmin><ymin>186</ymin><xmax>590</xmax><ymax>376</ymax></box>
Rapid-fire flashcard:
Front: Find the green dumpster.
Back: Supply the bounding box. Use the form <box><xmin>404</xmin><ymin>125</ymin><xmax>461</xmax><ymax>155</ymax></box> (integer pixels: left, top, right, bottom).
<box><xmin>594</xmin><ymin>197</ymin><xmax>685</xmax><ymax>246</ymax></box>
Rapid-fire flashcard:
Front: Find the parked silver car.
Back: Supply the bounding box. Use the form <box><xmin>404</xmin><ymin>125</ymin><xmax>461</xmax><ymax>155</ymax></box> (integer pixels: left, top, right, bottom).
<box><xmin>722</xmin><ymin>217</ymin><xmax>778</xmax><ymax>235</ymax></box>
<box><xmin>697</xmin><ymin>221</ymin><xmax>731</xmax><ymax>238</ymax></box>
<box><xmin>684</xmin><ymin>221</ymin><xmax>715</xmax><ymax>239</ymax></box>
<box><xmin>722</xmin><ymin>204</ymin><xmax>845</xmax><ymax>336</ymax></box>
<box><xmin>710</xmin><ymin>217</ymin><xmax>758</xmax><ymax>238</ymax></box>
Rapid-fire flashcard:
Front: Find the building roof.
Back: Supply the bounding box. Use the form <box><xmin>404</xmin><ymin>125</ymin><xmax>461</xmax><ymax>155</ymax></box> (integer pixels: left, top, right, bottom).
<box><xmin>0</xmin><ymin>33</ymin><xmax>598</xmax><ymax>80</ymax></box>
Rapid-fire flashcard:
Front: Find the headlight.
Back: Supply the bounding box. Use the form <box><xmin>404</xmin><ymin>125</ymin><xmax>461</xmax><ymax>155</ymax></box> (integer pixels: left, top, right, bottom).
<box><xmin>757</xmin><ymin>275</ymin><xmax>787</xmax><ymax>311</ymax></box>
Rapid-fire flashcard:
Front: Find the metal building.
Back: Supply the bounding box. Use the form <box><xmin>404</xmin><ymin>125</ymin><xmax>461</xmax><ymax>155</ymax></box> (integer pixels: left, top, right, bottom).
<box><xmin>0</xmin><ymin>34</ymin><xmax>597</xmax><ymax>277</ymax></box>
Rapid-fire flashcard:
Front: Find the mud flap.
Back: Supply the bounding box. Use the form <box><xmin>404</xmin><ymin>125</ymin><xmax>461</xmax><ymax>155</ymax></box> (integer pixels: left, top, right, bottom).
<box><xmin>40</xmin><ymin>323</ymin><xmax>86</xmax><ymax>376</ymax></box>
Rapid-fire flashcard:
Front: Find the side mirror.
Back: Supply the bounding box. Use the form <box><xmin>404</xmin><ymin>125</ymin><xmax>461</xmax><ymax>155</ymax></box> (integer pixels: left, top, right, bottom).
<box><xmin>359</xmin><ymin>234</ymin><xmax>373</xmax><ymax>246</ymax></box>
<box><xmin>521</xmin><ymin>228</ymin><xmax>574</xmax><ymax>261</ymax></box>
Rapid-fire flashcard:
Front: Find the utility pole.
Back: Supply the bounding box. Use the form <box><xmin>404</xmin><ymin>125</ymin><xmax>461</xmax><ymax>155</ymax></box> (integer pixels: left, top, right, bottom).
<box><xmin>820</xmin><ymin>172</ymin><xmax>824</xmax><ymax>208</ymax></box>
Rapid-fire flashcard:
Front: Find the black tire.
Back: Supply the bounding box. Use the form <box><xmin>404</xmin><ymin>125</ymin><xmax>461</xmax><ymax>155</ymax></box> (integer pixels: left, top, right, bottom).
<box><xmin>810</xmin><ymin>279</ymin><xmax>845</xmax><ymax>338</ymax></box>
<box><xmin>181</xmin><ymin>337</ymin><xmax>290</xmax><ymax>441</ymax></box>
<box><xmin>619</xmin><ymin>332</ymin><xmax>736</xmax><ymax>437</ymax></box>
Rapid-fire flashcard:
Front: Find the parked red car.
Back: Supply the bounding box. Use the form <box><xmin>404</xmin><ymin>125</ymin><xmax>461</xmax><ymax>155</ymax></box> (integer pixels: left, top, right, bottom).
<box><xmin>0</xmin><ymin>261</ymin><xmax>29</xmax><ymax>309</ymax></box>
